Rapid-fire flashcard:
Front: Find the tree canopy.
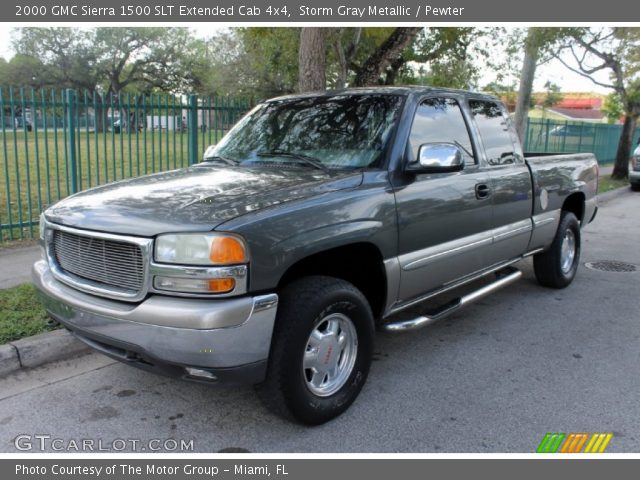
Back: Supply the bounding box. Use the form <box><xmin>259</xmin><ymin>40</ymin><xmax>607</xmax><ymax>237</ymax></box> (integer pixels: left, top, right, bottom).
<box><xmin>556</xmin><ymin>28</ymin><xmax>640</xmax><ymax>178</ymax></box>
<box><xmin>9</xmin><ymin>27</ymin><xmax>204</xmax><ymax>95</ymax></box>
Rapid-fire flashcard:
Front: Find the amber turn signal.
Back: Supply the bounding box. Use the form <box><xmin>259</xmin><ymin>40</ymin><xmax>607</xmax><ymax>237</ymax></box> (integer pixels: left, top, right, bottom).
<box><xmin>207</xmin><ymin>278</ymin><xmax>236</xmax><ymax>293</ymax></box>
<box><xmin>209</xmin><ymin>236</ymin><xmax>247</xmax><ymax>264</ymax></box>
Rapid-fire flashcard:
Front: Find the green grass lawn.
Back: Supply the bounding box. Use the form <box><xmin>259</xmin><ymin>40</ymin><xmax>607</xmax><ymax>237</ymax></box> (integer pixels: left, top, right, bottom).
<box><xmin>0</xmin><ymin>129</ymin><xmax>225</xmax><ymax>241</ymax></box>
<box><xmin>598</xmin><ymin>175</ymin><xmax>629</xmax><ymax>193</ymax></box>
<box><xmin>0</xmin><ymin>283</ymin><xmax>57</xmax><ymax>344</ymax></box>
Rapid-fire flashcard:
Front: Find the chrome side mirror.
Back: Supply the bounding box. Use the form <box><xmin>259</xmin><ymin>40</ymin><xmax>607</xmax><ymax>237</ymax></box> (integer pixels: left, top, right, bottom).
<box><xmin>407</xmin><ymin>142</ymin><xmax>464</xmax><ymax>173</ymax></box>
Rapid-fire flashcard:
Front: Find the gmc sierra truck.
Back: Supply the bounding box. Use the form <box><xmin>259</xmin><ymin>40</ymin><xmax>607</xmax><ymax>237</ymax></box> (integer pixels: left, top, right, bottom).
<box><xmin>33</xmin><ymin>87</ymin><xmax>598</xmax><ymax>424</ymax></box>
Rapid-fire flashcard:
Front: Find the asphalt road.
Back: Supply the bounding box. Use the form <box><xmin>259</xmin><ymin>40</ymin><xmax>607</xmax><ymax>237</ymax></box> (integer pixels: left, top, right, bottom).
<box><xmin>0</xmin><ymin>189</ymin><xmax>639</xmax><ymax>453</ymax></box>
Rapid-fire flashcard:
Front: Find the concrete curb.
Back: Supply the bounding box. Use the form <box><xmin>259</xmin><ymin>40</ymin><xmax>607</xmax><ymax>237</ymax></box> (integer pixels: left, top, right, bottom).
<box><xmin>1</xmin><ymin>329</ymin><xmax>90</xmax><ymax>377</ymax></box>
<box><xmin>0</xmin><ymin>343</ymin><xmax>21</xmax><ymax>376</ymax></box>
<box><xmin>598</xmin><ymin>185</ymin><xmax>633</xmax><ymax>204</ymax></box>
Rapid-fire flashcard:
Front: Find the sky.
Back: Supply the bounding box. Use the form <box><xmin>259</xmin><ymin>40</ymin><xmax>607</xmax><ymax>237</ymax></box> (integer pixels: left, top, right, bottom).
<box><xmin>0</xmin><ymin>26</ymin><xmax>612</xmax><ymax>95</ymax></box>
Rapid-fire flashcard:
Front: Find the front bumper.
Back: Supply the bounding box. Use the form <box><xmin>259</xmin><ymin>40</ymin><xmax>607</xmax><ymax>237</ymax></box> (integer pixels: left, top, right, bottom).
<box><xmin>32</xmin><ymin>260</ymin><xmax>278</xmax><ymax>385</ymax></box>
<box><xmin>630</xmin><ymin>169</ymin><xmax>640</xmax><ymax>185</ymax></box>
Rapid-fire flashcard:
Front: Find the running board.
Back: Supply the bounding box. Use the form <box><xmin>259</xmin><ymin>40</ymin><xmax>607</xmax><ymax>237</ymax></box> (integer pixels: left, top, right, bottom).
<box><xmin>383</xmin><ymin>267</ymin><xmax>522</xmax><ymax>332</ymax></box>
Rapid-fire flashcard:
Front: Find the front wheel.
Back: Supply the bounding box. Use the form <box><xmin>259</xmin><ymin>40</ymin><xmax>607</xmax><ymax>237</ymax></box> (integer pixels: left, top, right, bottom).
<box><xmin>256</xmin><ymin>276</ymin><xmax>374</xmax><ymax>425</ymax></box>
<box><xmin>533</xmin><ymin>211</ymin><xmax>581</xmax><ymax>289</ymax></box>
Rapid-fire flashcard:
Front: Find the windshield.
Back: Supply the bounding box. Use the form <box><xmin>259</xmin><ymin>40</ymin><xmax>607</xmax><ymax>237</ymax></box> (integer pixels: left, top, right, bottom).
<box><xmin>207</xmin><ymin>94</ymin><xmax>404</xmax><ymax>170</ymax></box>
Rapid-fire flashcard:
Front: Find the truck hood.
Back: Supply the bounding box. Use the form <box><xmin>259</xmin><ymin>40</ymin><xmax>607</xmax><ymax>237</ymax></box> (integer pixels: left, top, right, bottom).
<box><xmin>45</xmin><ymin>165</ymin><xmax>363</xmax><ymax>236</ymax></box>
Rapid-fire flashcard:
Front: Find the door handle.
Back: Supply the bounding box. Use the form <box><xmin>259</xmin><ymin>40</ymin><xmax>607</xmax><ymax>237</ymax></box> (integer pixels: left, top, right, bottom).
<box><xmin>475</xmin><ymin>183</ymin><xmax>491</xmax><ymax>199</ymax></box>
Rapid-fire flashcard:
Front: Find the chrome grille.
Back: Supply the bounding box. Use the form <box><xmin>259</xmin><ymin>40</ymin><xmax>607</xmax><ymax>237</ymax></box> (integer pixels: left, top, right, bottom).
<box><xmin>51</xmin><ymin>229</ymin><xmax>145</xmax><ymax>293</ymax></box>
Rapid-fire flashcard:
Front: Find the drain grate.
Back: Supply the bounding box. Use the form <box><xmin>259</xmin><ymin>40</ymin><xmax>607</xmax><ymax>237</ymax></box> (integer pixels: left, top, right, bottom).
<box><xmin>585</xmin><ymin>261</ymin><xmax>638</xmax><ymax>273</ymax></box>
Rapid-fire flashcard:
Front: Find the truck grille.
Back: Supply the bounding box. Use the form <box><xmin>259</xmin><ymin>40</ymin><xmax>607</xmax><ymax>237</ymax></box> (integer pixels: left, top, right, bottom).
<box><xmin>51</xmin><ymin>229</ymin><xmax>145</xmax><ymax>294</ymax></box>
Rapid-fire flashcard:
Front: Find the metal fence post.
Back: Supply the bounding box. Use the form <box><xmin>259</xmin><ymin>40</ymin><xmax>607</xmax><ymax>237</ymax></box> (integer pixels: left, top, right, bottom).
<box><xmin>544</xmin><ymin>119</ymin><xmax>550</xmax><ymax>152</ymax></box>
<box><xmin>188</xmin><ymin>95</ymin><xmax>198</xmax><ymax>165</ymax></box>
<box><xmin>65</xmin><ymin>89</ymin><xmax>78</xmax><ymax>194</ymax></box>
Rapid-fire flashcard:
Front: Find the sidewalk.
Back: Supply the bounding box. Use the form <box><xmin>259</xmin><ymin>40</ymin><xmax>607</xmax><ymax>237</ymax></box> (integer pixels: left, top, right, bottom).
<box><xmin>0</xmin><ymin>245</ymin><xmax>40</xmax><ymax>289</ymax></box>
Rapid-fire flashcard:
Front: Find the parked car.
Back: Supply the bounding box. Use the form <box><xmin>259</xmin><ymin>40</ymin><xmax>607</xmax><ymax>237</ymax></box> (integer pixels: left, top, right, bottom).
<box><xmin>631</xmin><ymin>141</ymin><xmax>640</xmax><ymax>191</ymax></box>
<box><xmin>548</xmin><ymin>124</ymin><xmax>595</xmax><ymax>137</ymax></box>
<box><xmin>33</xmin><ymin>87</ymin><xmax>598</xmax><ymax>424</ymax></box>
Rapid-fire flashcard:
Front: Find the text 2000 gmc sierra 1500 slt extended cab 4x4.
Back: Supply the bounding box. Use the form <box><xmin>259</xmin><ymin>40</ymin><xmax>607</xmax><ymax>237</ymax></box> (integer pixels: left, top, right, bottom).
<box><xmin>33</xmin><ymin>87</ymin><xmax>598</xmax><ymax>424</ymax></box>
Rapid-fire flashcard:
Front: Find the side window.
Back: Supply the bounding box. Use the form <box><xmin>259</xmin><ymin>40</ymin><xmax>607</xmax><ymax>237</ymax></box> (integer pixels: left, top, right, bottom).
<box><xmin>469</xmin><ymin>100</ymin><xmax>519</xmax><ymax>165</ymax></box>
<box><xmin>408</xmin><ymin>98</ymin><xmax>475</xmax><ymax>165</ymax></box>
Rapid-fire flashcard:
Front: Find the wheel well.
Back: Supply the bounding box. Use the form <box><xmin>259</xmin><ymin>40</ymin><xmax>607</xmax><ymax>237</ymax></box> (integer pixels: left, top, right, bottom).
<box><xmin>562</xmin><ymin>192</ymin><xmax>585</xmax><ymax>224</ymax></box>
<box><xmin>278</xmin><ymin>243</ymin><xmax>387</xmax><ymax>319</ymax></box>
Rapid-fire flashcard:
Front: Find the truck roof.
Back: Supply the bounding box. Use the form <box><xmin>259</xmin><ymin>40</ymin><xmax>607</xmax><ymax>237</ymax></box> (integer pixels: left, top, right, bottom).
<box><xmin>266</xmin><ymin>86</ymin><xmax>500</xmax><ymax>103</ymax></box>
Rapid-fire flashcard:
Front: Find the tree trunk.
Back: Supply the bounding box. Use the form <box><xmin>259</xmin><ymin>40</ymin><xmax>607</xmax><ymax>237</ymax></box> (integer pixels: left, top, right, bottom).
<box><xmin>611</xmin><ymin>113</ymin><xmax>636</xmax><ymax>179</ymax></box>
<box><xmin>514</xmin><ymin>31</ymin><xmax>540</xmax><ymax>142</ymax></box>
<box><xmin>353</xmin><ymin>27</ymin><xmax>422</xmax><ymax>87</ymax></box>
<box><xmin>334</xmin><ymin>28</ymin><xmax>362</xmax><ymax>89</ymax></box>
<box><xmin>384</xmin><ymin>56</ymin><xmax>405</xmax><ymax>85</ymax></box>
<box><xmin>298</xmin><ymin>28</ymin><xmax>328</xmax><ymax>93</ymax></box>
<box><xmin>92</xmin><ymin>92</ymin><xmax>109</xmax><ymax>133</ymax></box>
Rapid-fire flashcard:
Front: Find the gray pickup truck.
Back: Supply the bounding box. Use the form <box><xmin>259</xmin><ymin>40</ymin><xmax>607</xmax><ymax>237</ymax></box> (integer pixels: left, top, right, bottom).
<box><xmin>33</xmin><ymin>87</ymin><xmax>598</xmax><ymax>424</ymax></box>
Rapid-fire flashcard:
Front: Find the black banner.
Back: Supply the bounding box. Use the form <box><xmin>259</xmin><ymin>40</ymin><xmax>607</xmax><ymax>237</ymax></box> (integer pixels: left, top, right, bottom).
<box><xmin>3</xmin><ymin>459</ymin><xmax>640</xmax><ymax>480</ymax></box>
<box><xmin>5</xmin><ymin>0</ymin><xmax>636</xmax><ymax>22</ymax></box>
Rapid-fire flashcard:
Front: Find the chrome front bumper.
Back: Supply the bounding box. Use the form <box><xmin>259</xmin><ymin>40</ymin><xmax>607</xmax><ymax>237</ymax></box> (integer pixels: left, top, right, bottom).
<box><xmin>32</xmin><ymin>260</ymin><xmax>278</xmax><ymax>384</ymax></box>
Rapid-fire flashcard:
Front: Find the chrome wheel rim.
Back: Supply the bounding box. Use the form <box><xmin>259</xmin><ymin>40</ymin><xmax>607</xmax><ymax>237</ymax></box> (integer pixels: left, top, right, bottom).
<box><xmin>560</xmin><ymin>229</ymin><xmax>577</xmax><ymax>274</ymax></box>
<box><xmin>302</xmin><ymin>313</ymin><xmax>358</xmax><ymax>397</ymax></box>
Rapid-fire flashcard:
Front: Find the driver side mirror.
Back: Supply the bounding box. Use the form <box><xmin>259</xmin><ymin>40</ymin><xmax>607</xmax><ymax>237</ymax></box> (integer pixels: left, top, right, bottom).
<box><xmin>406</xmin><ymin>142</ymin><xmax>465</xmax><ymax>174</ymax></box>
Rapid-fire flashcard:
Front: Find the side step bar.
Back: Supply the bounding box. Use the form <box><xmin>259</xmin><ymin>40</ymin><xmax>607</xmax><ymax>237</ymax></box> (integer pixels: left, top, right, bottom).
<box><xmin>383</xmin><ymin>267</ymin><xmax>522</xmax><ymax>332</ymax></box>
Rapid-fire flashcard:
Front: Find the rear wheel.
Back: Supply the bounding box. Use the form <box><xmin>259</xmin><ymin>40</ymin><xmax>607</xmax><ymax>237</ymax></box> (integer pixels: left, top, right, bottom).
<box><xmin>533</xmin><ymin>211</ymin><xmax>581</xmax><ymax>289</ymax></box>
<box><xmin>256</xmin><ymin>276</ymin><xmax>374</xmax><ymax>425</ymax></box>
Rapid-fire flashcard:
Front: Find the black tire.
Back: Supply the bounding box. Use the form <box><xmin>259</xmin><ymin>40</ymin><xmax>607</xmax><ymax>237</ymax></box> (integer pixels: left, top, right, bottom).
<box><xmin>631</xmin><ymin>183</ymin><xmax>640</xmax><ymax>192</ymax></box>
<box><xmin>533</xmin><ymin>211</ymin><xmax>581</xmax><ymax>289</ymax></box>
<box><xmin>256</xmin><ymin>276</ymin><xmax>374</xmax><ymax>425</ymax></box>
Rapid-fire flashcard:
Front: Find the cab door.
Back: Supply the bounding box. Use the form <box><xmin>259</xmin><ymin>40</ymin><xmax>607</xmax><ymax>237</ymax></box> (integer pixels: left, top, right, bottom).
<box><xmin>393</xmin><ymin>96</ymin><xmax>495</xmax><ymax>303</ymax></box>
<box><xmin>466</xmin><ymin>98</ymin><xmax>534</xmax><ymax>265</ymax></box>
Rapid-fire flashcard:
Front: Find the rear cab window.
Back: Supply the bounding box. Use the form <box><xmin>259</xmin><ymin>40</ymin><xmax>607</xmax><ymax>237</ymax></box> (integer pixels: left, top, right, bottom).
<box><xmin>468</xmin><ymin>99</ymin><xmax>523</xmax><ymax>166</ymax></box>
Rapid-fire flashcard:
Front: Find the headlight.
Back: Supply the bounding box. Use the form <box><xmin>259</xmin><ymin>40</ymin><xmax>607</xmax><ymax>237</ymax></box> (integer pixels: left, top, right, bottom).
<box><xmin>632</xmin><ymin>156</ymin><xmax>639</xmax><ymax>171</ymax></box>
<box><xmin>39</xmin><ymin>213</ymin><xmax>46</xmax><ymax>240</ymax></box>
<box><xmin>155</xmin><ymin>233</ymin><xmax>248</xmax><ymax>265</ymax></box>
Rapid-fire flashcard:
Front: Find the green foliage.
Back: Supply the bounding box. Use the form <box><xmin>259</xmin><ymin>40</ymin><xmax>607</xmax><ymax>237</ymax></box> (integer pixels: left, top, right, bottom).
<box><xmin>195</xmin><ymin>27</ymin><xmax>495</xmax><ymax>96</ymax></box>
<box><xmin>11</xmin><ymin>27</ymin><xmax>203</xmax><ymax>95</ymax></box>
<box><xmin>193</xmin><ymin>28</ymin><xmax>300</xmax><ymax>99</ymax></box>
<box><xmin>0</xmin><ymin>54</ymin><xmax>48</xmax><ymax>89</ymax></box>
<box><xmin>542</xmin><ymin>81</ymin><xmax>563</xmax><ymax>109</ymax></box>
<box><xmin>602</xmin><ymin>93</ymin><xmax>624</xmax><ymax>124</ymax></box>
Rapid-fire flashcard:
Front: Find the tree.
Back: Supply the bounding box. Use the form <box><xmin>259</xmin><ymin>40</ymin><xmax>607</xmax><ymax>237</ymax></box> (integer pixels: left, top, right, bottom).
<box><xmin>332</xmin><ymin>28</ymin><xmax>362</xmax><ymax>89</ymax></box>
<box><xmin>540</xmin><ymin>81</ymin><xmax>563</xmax><ymax>117</ymax></box>
<box><xmin>512</xmin><ymin>28</ymin><xmax>579</xmax><ymax>141</ymax></box>
<box><xmin>196</xmin><ymin>27</ymin><xmax>492</xmax><ymax>97</ymax></box>
<box><xmin>196</xmin><ymin>28</ymin><xmax>300</xmax><ymax>99</ymax></box>
<box><xmin>298</xmin><ymin>28</ymin><xmax>328</xmax><ymax>92</ymax></box>
<box><xmin>12</xmin><ymin>27</ymin><xmax>203</xmax><ymax>131</ymax></box>
<box><xmin>555</xmin><ymin>28</ymin><xmax>640</xmax><ymax>179</ymax></box>
<box><xmin>352</xmin><ymin>28</ymin><xmax>423</xmax><ymax>87</ymax></box>
<box><xmin>483</xmin><ymin>81</ymin><xmax>519</xmax><ymax>111</ymax></box>
<box><xmin>0</xmin><ymin>54</ymin><xmax>49</xmax><ymax>89</ymax></box>
<box><xmin>601</xmin><ymin>92</ymin><xmax>624</xmax><ymax>124</ymax></box>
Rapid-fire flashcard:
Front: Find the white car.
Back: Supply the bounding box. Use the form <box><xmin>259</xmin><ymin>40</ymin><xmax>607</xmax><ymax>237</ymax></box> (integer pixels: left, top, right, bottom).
<box><xmin>631</xmin><ymin>143</ymin><xmax>640</xmax><ymax>191</ymax></box>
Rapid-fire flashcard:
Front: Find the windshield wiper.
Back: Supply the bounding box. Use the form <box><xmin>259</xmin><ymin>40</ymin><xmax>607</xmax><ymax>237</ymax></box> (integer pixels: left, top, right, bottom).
<box><xmin>256</xmin><ymin>150</ymin><xmax>331</xmax><ymax>173</ymax></box>
<box><xmin>202</xmin><ymin>155</ymin><xmax>237</xmax><ymax>166</ymax></box>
